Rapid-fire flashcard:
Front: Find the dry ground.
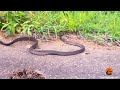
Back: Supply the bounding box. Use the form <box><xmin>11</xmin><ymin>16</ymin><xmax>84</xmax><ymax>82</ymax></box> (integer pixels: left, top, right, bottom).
<box><xmin>0</xmin><ymin>32</ymin><xmax>120</xmax><ymax>79</ymax></box>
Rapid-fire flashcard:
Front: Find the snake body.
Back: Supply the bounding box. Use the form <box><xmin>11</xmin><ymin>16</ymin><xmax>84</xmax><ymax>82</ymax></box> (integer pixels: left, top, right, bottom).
<box><xmin>0</xmin><ymin>35</ymin><xmax>85</xmax><ymax>56</ymax></box>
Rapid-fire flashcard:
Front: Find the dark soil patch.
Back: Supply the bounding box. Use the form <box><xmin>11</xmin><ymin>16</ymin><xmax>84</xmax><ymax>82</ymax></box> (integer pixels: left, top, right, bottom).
<box><xmin>9</xmin><ymin>69</ymin><xmax>45</xmax><ymax>79</ymax></box>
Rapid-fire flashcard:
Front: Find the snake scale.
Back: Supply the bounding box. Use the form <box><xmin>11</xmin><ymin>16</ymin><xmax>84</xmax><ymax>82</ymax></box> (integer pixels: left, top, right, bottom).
<box><xmin>0</xmin><ymin>34</ymin><xmax>85</xmax><ymax>56</ymax></box>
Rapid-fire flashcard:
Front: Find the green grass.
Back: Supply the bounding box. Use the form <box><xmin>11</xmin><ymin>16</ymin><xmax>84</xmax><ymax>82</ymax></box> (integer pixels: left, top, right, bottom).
<box><xmin>0</xmin><ymin>11</ymin><xmax>120</xmax><ymax>42</ymax></box>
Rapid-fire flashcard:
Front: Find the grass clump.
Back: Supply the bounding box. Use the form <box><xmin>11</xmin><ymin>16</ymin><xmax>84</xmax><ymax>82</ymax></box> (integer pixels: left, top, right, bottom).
<box><xmin>0</xmin><ymin>11</ymin><xmax>120</xmax><ymax>44</ymax></box>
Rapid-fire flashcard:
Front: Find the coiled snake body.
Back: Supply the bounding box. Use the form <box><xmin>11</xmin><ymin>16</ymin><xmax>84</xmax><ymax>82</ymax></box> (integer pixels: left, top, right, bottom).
<box><xmin>0</xmin><ymin>35</ymin><xmax>85</xmax><ymax>56</ymax></box>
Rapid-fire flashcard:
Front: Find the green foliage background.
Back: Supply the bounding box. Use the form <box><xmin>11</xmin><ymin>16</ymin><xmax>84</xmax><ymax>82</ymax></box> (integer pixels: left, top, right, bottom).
<box><xmin>0</xmin><ymin>11</ymin><xmax>120</xmax><ymax>42</ymax></box>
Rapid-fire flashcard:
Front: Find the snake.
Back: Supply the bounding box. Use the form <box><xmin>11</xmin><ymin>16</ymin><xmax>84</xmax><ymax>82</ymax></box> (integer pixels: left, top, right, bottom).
<box><xmin>0</xmin><ymin>34</ymin><xmax>85</xmax><ymax>56</ymax></box>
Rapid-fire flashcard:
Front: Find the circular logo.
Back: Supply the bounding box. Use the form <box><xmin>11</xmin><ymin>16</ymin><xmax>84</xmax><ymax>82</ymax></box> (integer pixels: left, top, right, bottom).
<box><xmin>106</xmin><ymin>67</ymin><xmax>113</xmax><ymax>75</ymax></box>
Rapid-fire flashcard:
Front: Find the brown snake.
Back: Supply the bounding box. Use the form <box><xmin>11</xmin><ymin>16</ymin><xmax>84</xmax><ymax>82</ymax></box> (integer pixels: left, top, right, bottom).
<box><xmin>0</xmin><ymin>34</ymin><xmax>85</xmax><ymax>56</ymax></box>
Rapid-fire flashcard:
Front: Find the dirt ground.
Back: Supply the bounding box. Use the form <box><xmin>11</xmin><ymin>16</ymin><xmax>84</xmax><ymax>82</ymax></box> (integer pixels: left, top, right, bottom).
<box><xmin>0</xmin><ymin>32</ymin><xmax>120</xmax><ymax>79</ymax></box>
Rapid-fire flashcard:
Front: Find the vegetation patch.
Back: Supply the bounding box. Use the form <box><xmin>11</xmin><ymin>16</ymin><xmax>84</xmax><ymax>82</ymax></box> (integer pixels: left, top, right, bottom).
<box><xmin>0</xmin><ymin>11</ymin><xmax>120</xmax><ymax>46</ymax></box>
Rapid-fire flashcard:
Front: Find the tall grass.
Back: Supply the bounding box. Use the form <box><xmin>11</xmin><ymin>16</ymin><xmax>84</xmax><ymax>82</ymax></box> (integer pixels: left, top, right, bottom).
<box><xmin>0</xmin><ymin>11</ymin><xmax>120</xmax><ymax>41</ymax></box>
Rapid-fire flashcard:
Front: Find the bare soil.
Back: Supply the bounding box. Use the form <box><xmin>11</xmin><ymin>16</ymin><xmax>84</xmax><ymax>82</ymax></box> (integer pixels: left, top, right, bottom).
<box><xmin>0</xmin><ymin>31</ymin><xmax>120</xmax><ymax>79</ymax></box>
